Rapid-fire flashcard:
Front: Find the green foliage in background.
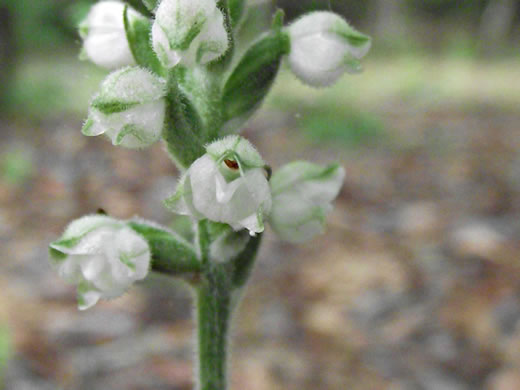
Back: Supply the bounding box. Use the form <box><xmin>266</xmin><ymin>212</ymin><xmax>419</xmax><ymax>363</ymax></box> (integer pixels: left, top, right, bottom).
<box><xmin>3</xmin><ymin>54</ymin><xmax>105</xmax><ymax>118</ymax></box>
<box><xmin>1</xmin><ymin>148</ymin><xmax>34</xmax><ymax>187</ymax></box>
<box><xmin>7</xmin><ymin>0</ymin><xmax>73</xmax><ymax>50</ymax></box>
<box><xmin>0</xmin><ymin>325</ymin><xmax>9</xmax><ymax>389</ymax></box>
<box><xmin>4</xmin><ymin>0</ymin><xmax>149</xmax><ymax>50</ymax></box>
<box><xmin>1</xmin><ymin>0</ymin><xmax>519</xmax><ymax>116</ymax></box>
<box><xmin>300</xmin><ymin>106</ymin><xmax>385</xmax><ymax>148</ymax></box>
<box><xmin>3</xmin><ymin>0</ymin><xmax>518</xmax><ymax>52</ymax></box>
<box><xmin>406</xmin><ymin>0</ymin><xmax>487</xmax><ymax>17</ymax></box>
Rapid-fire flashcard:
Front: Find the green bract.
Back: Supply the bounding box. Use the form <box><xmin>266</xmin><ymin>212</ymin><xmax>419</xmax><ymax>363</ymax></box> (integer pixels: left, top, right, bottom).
<box><xmin>123</xmin><ymin>5</ymin><xmax>164</xmax><ymax>75</ymax></box>
<box><xmin>222</xmin><ymin>31</ymin><xmax>290</xmax><ymax>130</ymax></box>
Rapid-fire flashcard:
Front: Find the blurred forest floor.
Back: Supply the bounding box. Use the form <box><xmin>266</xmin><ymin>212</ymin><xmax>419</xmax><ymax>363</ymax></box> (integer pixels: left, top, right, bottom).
<box><xmin>1</xmin><ymin>53</ymin><xmax>520</xmax><ymax>389</ymax></box>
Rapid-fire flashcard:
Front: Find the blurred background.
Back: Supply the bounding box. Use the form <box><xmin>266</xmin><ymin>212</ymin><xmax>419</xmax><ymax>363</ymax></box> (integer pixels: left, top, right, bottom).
<box><xmin>1</xmin><ymin>0</ymin><xmax>520</xmax><ymax>389</ymax></box>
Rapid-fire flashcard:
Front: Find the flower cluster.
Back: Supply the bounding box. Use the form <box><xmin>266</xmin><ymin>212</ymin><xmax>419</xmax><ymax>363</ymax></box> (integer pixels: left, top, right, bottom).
<box><xmin>50</xmin><ymin>0</ymin><xmax>370</xmax><ymax>309</ymax></box>
<box><xmin>77</xmin><ymin>1</ymin><xmax>371</xmax><ymax>148</ymax></box>
<box><xmin>165</xmin><ymin>135</ymin><xmax>345</xmax><ymax>241</ymax></box>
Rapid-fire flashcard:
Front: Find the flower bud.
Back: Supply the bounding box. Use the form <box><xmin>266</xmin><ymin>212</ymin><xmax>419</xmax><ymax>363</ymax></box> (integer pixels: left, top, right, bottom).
<box><xmin>151</xmin><ymin>0</ymin><xmax>229</xmax><ymax>68</ymax></box>
<box><xmin>79</xmin><ymin>1</ymin><xmax>144</xmax><ymax>69</ymax></box>
<box><xmin>287</xmin><ymin>11</ymin><xmax>371</xmax><ymax>87</ymax></box>
<box><xmin>82</xmin><ymin>67</ymin><xmax>167</xmax><ymax>148</ymax></box>
<box><xmin>49</xmin><ymin>215</ymin><xmax>151</xmax><ymax>310</ymax></box>
<box><xmin>269</xmin><ymin>161</ymin><xmax>345</xmax><ymax>242</ymax></box>
<box><xmin>165</xmin><ymin>136</ymin><xmax>271</xmax><ymax>235</ymax></box>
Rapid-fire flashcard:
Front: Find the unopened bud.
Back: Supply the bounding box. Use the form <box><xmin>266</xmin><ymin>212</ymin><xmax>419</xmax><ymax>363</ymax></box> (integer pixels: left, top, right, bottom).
<box><xmin>269</xmin><ymin>161</ymin><xmax>345</xmax><ymax>242</ymax></box>
<box><xmin>80</xmin><ymin>1</ymin><xmax>144</xmax><ymax>69</ymax></box>
<box><xmin>49</xmin><ymin>215</ymin><xmax>151</xmax><ymax>310</ymax></box>
<box><xmin>151</xmin><ymin>0</ymin><xmax>229</xmax><ymax>68</ymax></box>
<box><xmin>287</xmin><ymin>11</ymin><xmax>371</xmax><ymax>87</ymax></box>
<box><xmin>82</xmin><ymin>67</ymin><xmax>167</xmax><ymax>148</ymax></box>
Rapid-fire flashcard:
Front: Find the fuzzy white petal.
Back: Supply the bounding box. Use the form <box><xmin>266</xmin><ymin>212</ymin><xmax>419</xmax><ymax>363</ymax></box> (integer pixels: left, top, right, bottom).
<box><xmin>57</xmin><ymin>257</ymin><xmax>83</xmax><ymax>284</ymax></box>
<box><xmin>50</xmin><ymin>217</ymin><xmax>151</xmax><ymax>310</ymax></box>
<box><xmin>151</xmin><ymin>0</ymin><xmax>228</xmax><ymax>67</ymax></box>
<box><xmin>270</xmin><ymin>162</ymin><xmax>345</xmax><ymax>242</ymax></box>
<box><xmin>179</xmin><ymin>143</ymin><xmax>271</xmax><ymax>235</ymax></box>
<box><xmin>62</xmin><ymin>215</ymin><xmax>120</xmax><ymax>239</ymax></box>
<box><xmin>215</xmin><ymin>174</ymin><xmax>242</xmax><ymax>203</ymax></box>
<box><xmin>189</xmin><ymin>155</ymin><xmax>271</xmax><ymax>231</ymax></box>
<box><xmin>287</xmin><ymin>11</ymin><xmax>370</xmax><ymax>87</ymax></box>
<box><xmin>99</xmin><ymin>67</ymin><xmax>167</xmax><ymax>104</ymax></box>
<box><xmin>81</xmin><ymin>1</ymin><xmax>141</xmax><ymax>69</ymax></box>
<box><xmin>289</xmin><ymin>33</ymin><xmax>348</xmax><ymax>87</ymax></box>
<box><xmin>85</xmin><ymin>68</ymin><xmax>167</xmax><ymax>149</ymax></box>
<box><xmin>151</xmin><ymin>22</ymin><xmax>182</xmax><ymax>68</ymax></box>
<box><xmin>80</xmin><ymin>255</ymin><xmax>106</xmax><ymax>281</ymax></box>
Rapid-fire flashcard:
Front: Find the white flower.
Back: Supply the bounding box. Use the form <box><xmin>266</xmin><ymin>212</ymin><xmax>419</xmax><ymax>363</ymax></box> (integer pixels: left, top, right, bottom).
<box><xmin>269</xmin><ymin>161</ymin><xmax>345</xmax><ymax>242</ymax></box>
<box><xmin>287</xmin><ymin>11</ymin><xmax>371</xmax><ymax>87</ymax></box>
<box><xmin>165</xmin><ymin>136</ymin><xmax>271</xmax><ymax>235</ymax></box>
<box><xmin>49</xmin><ymin>215</ymin><xmax>151</xmax><ymax>310</ymax></box>
<box><xmin>151</xmin><ymin>0</ymin><xmax>229</xmax><ymax>68</ymax></box>
<box><xmin>82</xmin><ymin>67</ymin><xmax>167</xmax><ymax>148</ymax></box>
<box><xmin>79</xmin><ymin>1</ymin><xmax>143</xmax><ymax>69</ymax></box>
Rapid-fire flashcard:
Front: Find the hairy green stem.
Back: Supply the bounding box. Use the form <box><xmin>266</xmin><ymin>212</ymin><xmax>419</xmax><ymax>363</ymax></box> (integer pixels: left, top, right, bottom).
<box><xmin>193</xmin><ymin>221</ymin><xmax>262</xmax><ymax>390</ymax></box>
<box><xmin>195</xmin><ymin>266</ymin><xmax>233</xmax><ymax>390</ymax></box>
